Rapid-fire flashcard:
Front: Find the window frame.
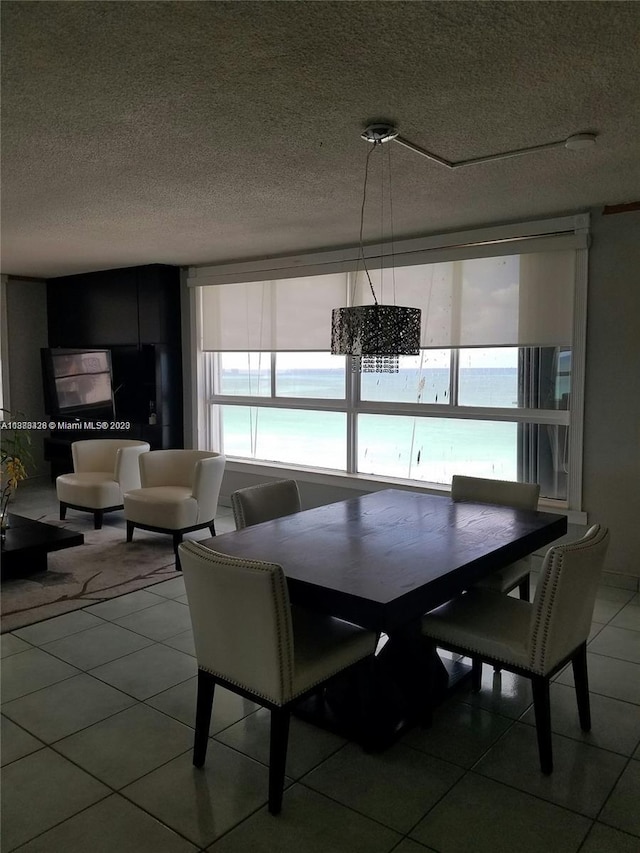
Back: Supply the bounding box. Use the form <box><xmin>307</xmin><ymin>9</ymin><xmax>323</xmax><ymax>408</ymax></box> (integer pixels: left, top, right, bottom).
<box><xmin>202</xmin><ymin>346</ymin><xmax>572</xmax><ymax>496</ymax></box>
<box><xmin>190</xmin><ymin>214</ymin><xmax>588</xmax><ymax>513</ymax></box>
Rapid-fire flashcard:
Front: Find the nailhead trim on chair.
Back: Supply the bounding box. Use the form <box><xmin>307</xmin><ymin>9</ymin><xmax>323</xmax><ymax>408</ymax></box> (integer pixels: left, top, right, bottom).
<box><xmin>179</xmin><ymin>543</ymin><xmax>294</xmax><ymax>703</ymax></box>
<box><xmin>529</xmin><ymin>526</ymin><xmax>607</xmax><ymax>674</ymax></box>
<box><xmin>231</xmin><ymin>495</ymin><xmax>247</xmax><ymax>529</ymax></box>
<box><xmin>529</xmin><ymin>551</ymin><xmax>562</xmax><ymax>672</ymax></box>
<box><xmin>180</xmin><ymin>541</ymin><xmax>373</xmax><ymax>705</ymax></box>
<box><xmin>424</xmin><ymin>527</ymin><xmax>609</xmax><ymax>677</ymax></box>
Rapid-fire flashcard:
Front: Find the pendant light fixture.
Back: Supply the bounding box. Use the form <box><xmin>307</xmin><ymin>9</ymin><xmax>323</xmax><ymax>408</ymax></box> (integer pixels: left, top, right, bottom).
<box><xmin>331</xmin><ymin>125</ymin><xmax>421</xmax><ymax>373</ymax></box>
<box><xmin>331</xmin><ymin>120</ymin><xmax>596</xmax><ymax>372</ymax></box>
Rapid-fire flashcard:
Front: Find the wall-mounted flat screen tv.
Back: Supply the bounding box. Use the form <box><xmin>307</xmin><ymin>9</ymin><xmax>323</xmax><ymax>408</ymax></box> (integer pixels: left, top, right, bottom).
<box><xmin>41</xmin><ymin>348</ymin><xmax>115</xmax><ymax>419</ymax></box>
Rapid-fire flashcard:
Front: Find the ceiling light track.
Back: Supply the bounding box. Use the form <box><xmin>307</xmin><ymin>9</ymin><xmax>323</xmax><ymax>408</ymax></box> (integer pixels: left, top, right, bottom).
<box><xmin>361</xmin><ymin>122</ymin><xmax>597</xmax><ymax>169</ymax></box>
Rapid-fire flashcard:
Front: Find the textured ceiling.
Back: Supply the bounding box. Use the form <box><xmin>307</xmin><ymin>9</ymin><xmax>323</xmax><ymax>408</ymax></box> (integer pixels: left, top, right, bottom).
<box><xmin>2</xmin><ymin>1</ymin><xmax>640</xmax><ymax>279</ymax></box>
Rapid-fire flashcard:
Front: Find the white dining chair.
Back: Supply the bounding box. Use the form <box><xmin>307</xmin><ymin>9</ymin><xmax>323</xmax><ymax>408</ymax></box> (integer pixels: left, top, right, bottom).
<box><xmin>231</xmin><ymin>479</ymin><xmax>301</xmax><ymax>530</ymax></box>
<box><xmin>421</xmin><ymin>524</ymin><xmax>610</xmax><ymax>774</ymax></box>
<box><xmin>178</xmin><ymin>540</ymin><xmax>378</xmax><ymax>814</ymax></box>
<box><xmin>451</xmin><ymin>475</ymin><xmax>541</xmax><ymax>599</ymax></box>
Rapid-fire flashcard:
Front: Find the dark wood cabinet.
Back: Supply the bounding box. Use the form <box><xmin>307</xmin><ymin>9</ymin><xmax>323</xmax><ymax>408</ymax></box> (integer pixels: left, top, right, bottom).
<box><xmin>47</xmin><ymin>269</ymin><xmax>140</xmax><ymax>346</ymax></box>
<box><xmin>45</xmin><ymin>265</ymin><xmax>183</xmax><ymax>474</ymax></box>
<box><xmin>137</xmin><ymin>266</ymin><xmax>181</xmax><ymax>344</ymax></box>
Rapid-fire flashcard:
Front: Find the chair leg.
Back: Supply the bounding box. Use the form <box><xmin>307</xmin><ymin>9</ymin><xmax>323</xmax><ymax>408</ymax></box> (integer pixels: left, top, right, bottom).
<box><xmin>173</xmin><ymin>532</ymin><xmax>183</xmax><ymax>572</ymax></box>
<box><xmin>268</xmin><ymin>707</ymin><xmax>290</xmax><ymax>815</ymax></box>
<box><xmin>572</xmin><ymin>642</ymin><xmax>591</xmax><ymax>732</ymax></box>
<box><xmin>209</xmin><ymin>521</ymin><xmax>216</xmax><ymax>536</ymax></box>
<box><xmin>531</xmin><ymin>675</ymin><xmax>553</xmax><ymax>774</ymax></box>
<box><xmin>355</xmin><ymin>655</ymin><xmax>378</xmax><ymax>749</ymax></box>
<box><xmin>59</xmin><ymin>502</ymin><xmax>67</xmax><ymax>521</ymax></box>
<box><xmin>94</xmin><ymin>509</ymin><xmax>104</xmax><ymax>530</ymax></box>
<box><xmin>518</xmin><ymin>574</ymin><xmax>531</xmax><ymax>601</ymax></box>
<box><xmin>126</xmin><ymin>520</ymin><xmax>135</xmax><ymax>542</ymax></box>
<box><xmin>193</xmin><ymin>670</ymin><xmax>216</xmax><ymax>768</ymax></box>
<box><xmin>420</xmin><ymin>638</ymin><xmax>441</xmax><ymax>729</ymax></box>
<box><xmin>471</xmin><ymin>658</ymin><xmax>483</xmax><ymax>692</ymax></box>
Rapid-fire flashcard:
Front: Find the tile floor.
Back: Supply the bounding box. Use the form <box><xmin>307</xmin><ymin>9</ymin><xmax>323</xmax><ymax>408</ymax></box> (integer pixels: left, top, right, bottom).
<box><xmin>1</xmin><ymin>482</ymin><xmax>639</xmax><ymax>852</ymax></box>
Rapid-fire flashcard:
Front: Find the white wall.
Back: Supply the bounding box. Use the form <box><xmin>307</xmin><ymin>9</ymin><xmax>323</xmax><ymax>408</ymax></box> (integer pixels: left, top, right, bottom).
<box><xmin>581</xmin><ymin>208</ymin><xmax>640</xmax><ymax>579</ymax></box>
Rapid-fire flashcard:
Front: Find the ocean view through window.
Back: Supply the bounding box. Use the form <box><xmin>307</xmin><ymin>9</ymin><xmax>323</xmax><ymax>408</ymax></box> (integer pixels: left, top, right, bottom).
<box><xmin>203</xmin><ymin>347</ymin><xmax>571</xmax><ymax>500</ymax></box>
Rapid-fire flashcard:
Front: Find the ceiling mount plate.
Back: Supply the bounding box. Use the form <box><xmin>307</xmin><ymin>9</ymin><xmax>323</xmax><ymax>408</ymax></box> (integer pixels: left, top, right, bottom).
<box><xmin>361</xmin><ymin>123</ymin><xmax>399</xmax><ymax>144</ymax></box>
<box><xmin>565</xmin><ymin>133</ymin><xmax>597</xmax><ymax>150</ymax></box>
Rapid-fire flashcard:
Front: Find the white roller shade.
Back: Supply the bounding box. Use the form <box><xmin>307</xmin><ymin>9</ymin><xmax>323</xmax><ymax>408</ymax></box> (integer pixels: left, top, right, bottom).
<box><xmin>518</xmin><ymin>251</ymin><xmax>575</xmax><ymax>346</ymax></box>
<box><xmin>202</xmin><ymin>273</ymin><xmax>347</xmax><ymax>351</ymax></box>
<box><xmin>352</xmin><ymin>249</ymin><xmax>575</xmax><ymax>348</ymax></box>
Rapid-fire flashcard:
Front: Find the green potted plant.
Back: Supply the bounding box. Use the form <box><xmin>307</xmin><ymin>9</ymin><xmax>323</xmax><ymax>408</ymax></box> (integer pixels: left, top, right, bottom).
<box><xmin>1</xmin><ymin>410</ymin><xmax>32</xmax><ymax>537</ymax></box>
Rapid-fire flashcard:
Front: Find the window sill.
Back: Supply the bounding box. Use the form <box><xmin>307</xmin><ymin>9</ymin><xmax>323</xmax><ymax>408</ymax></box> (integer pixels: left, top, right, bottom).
<box><xmin>221</xmin><ymin>457</ymin><xmax>587</xmax><ymax>524</ymax></box>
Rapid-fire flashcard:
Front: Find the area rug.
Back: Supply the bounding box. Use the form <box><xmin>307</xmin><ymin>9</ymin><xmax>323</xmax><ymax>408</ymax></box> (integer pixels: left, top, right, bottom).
<box><xmin>1</xmin><ymin>512</ymin><xmax>181</xmax><ymax>633</ymax></box>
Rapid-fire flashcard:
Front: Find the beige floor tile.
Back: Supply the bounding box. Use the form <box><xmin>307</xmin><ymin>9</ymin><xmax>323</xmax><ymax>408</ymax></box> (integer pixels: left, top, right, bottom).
<box><xmin>83</xmin><ymin>588</ymin><xmax>171</xmax><ymax>621</ymax></box>
<box><xmin>456</xmin><ymin>666</ymin><xmax>533</xmax><ymax>719</ymax></box>
<box><xmin>121</xmin><ymin>743</ymin><xmax>272</xmax><ymax>848</ymax></box>
<box><xmin>13</xmin><ymin>610</ymin><xmax>105</xmax><ymax>645</ymax></box>
<box><xmin>113</xmin><ymin>599</ymin><xmax>192</xmax><ymax>641</ymax></box>
<box><xmin>216</xmin><ymin>706</ymin><xmax>347</xmax><ymax>779</ymax></box>
<box><xmin>403</xmin><ymin>699</ymin><xmax>513</xmax><ymax>768</ymax></box>
<box><xmin>519</xmin><ymin>682</ymin><xmax>640</xmax><ymax>756</ymax></box>
<box><xmin>2</xmin><ymin>672</ymin><xmax>136</xmax><ymax>742</ymax></box>
<box><xmin>54</xmin><ymin>703</ymin><xmax>193</xmax><ymax>788</ymax></box>
<box><xmin>0</xmin><ymin>748</ymin><xmax>109</xmax><ymax>850</ymax></box>
<box><xmin>162</xmin><ymin>629</ymin><xmax>196</xmax><ymax>656</ymax></box>
<box><xmin>303</xmin><ymin>740</ymin><xmax>463</xmax><ymax>833</ymax></box>
<box><xmin>14</xmin><ymin>794</ymin><xmax>198</xmax><ymax>853</ymax></box>
<box><xmin>589</xmin><ymin>625</ymin><xmax>640</xmax><ymax>664</ymax></box>
<box><xmin>146</xmin><ymin>677</ymin><xmax>258</xmax><ymax>734</ymax></box>
<box><xmin>1</xmin><ymin>715</ymin><xmax>44</xmax><ymax>766</ymax></box>
<box><xmin>146</xmin><ymin>576</ymin><xmax>186</xmax><ymax>598</ymax></box>
<box><xmin>207</xmin><ymin>783</ymin><xmax>401</xmax><ymax>853</ymax></box>
<box><xmin>580</xmin><ymin>822</ymin><xmax>640</xmax><ymax>853</ymax></box>
<box><xmin>89</xmin><ymin>642</ymin><xmax>196</xmax><ymax>700</ymax></box>
<box><xmin>610</xmin><ymin>600</ymin><xmax>640</xmax><ymax>632</ymax></box>
<box><xmin>556</xmin><ymin>653</ymin><xmax>640</xmax><ymax>705</ymax></box>
<box><xmin>474</xmin><ymin>722</ymin><xmax>627</xmax><ymax>817</ymax></box>
<box><xmin>1</xmin><ymin>647</ymin><xmax>79</xmax><ymax>704</ymax></box>
<box><xmin>42</xmin><ymin>621</ymin><xmax>154</xmax><ymax>669</ymax></box>
<box><xmin>598</xmin><ymin>759</ymin><xmax>640</xmax><ymax>838</ymax></box>
<box><xmin>0</xmin><ymin>633</ymin><xmax>33</xmax><ymax>658</ymax></box>
<box><xmin>411</xmin><ymin>771</ymin><xmax>590</xmax><ymax>853</ymax></box>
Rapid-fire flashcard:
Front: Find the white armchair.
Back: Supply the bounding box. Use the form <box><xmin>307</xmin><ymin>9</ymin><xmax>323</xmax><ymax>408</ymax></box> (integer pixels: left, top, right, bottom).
<box><xmin>421</xmin><ymin>525</ymin><xmax>610</xmax><ymax>774</ymax></box>
<box><xmin>56</xmin><ymin>439</ymin><xmax>150</xmax><ymax>529</ymax></box>
<box><xmin>123</xmin><ymin>450</ymin><xmax>225</xmax><ymax>568</ymax></box>
<box><xmin>178</xmin><ymin>540</ymin><xmax>378</xmax><ymax>814</ymax></box>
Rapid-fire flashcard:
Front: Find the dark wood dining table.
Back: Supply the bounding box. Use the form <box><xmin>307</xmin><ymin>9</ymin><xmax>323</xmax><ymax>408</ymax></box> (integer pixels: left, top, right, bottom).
<box><xmin>202</xmin><ymin>488</ymin><xmax>567</xmax><ymax>746</ymax></box>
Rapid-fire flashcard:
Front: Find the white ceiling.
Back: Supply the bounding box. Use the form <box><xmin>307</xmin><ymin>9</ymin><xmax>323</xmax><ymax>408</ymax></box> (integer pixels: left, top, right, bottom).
<box><xmin>2</xmin><ymin>1</ymin><xmax>640</xmax><ymax>279</ymax></box>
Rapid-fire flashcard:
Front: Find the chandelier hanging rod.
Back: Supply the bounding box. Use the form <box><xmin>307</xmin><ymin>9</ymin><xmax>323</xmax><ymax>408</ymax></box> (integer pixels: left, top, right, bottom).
<box><xmin>361</xmin><ymin>122</ymin><xmax>597</xmax><ymax>169</ymax></box>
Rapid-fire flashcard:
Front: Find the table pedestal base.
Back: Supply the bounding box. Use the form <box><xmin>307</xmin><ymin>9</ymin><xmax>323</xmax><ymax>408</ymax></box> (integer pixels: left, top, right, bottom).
<box><xmin>293</xmin><ymin>632</ymin><xmax>460</xmax><ymax>751</ymax></box>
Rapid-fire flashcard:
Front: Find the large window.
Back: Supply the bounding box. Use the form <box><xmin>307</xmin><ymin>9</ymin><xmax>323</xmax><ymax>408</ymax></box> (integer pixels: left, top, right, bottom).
<box><xmin>191</xmin><ymin>215</ymin><xmax>588</xmax><ymax>508</ymax></box>
<box><xmin>202</xmin><ymin>345</ymin><xmax>570</xmax><ymax>499</ymax></box>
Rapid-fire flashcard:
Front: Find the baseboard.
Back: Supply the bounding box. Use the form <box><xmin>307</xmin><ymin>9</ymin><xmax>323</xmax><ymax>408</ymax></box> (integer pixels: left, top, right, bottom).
<box><xmin>597</xmin><ymin>571</ymin><xmax>639</xmax><ymax>592</ymax></box>
<box><xmin>530</xmin><ymin>566</ymin><xmax>639</xmax><ymax>593</ymax></box>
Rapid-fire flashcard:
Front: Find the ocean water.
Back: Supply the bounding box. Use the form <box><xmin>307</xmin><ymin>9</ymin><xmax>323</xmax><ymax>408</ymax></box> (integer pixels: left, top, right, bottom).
<box><xmin>216</xmin><ymin>368</ymin><xmax>522</xmax><ymax>484</ymax></box>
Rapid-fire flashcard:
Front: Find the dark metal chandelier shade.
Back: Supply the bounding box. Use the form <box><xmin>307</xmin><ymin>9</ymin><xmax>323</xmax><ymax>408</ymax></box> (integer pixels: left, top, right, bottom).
<box><xmin>331</xmin><ymin>304</ymin><xmax>421</xmax><ymax>373</ymax></box>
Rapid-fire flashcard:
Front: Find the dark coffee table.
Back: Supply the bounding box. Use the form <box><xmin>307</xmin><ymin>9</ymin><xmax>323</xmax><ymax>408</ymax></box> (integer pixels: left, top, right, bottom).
<box><xmin>1</xmin><ymin>514</ymin><xmax>84</xmax><ymax>578</ymax></box>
